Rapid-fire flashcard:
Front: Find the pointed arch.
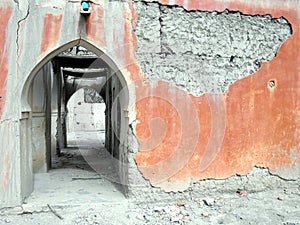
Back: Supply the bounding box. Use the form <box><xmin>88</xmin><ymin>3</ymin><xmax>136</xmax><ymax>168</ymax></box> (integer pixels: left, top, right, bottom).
<box><xmin>21</xmin><ymin>39</ymin><xmax>129</xmax><ymax>112</ymax></box>
<box><xmin>19</xmin><ymin>39</ymin><xmax>130</xmax><ymax>199</ymax></box>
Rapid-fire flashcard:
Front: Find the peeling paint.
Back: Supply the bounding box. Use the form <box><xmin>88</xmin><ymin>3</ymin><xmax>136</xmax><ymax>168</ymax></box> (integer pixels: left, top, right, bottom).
<box><xmin>0</xmin><ymin>5</ymin><xmax>12</xmax><ymax>120</ymax></box>
<box><xmin>86</xmin><ymin>5</ymin><xmax>105</xmax><ymax>47</ymax></box>
<box><xmin>3</xmin><ymin>152</ymin><xmax>10</xmax><ymax>189</ymax></box>
<box><xmin>134</xmin><ymin>0</ymin><xmax>300</xmax><ymax>191</ymax></box>
<box><xmin>40</xmin><ymin>13</ymin><xmax>63</xmax><ymax>55</ymax></box>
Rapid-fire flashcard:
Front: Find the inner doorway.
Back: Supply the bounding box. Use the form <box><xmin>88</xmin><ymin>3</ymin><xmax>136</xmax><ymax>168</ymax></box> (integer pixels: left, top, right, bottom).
<box><xmin>66</xmin><ymin>87</ymin><xmax>106</xmax><ymax>150</ymax></box>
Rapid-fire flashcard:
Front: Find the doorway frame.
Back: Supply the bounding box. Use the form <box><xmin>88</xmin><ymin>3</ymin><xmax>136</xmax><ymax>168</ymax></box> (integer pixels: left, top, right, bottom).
<box><xmin>20</xmin><ymin>39</ymin><xmax>130</xmax><ymax>200</ymax></box>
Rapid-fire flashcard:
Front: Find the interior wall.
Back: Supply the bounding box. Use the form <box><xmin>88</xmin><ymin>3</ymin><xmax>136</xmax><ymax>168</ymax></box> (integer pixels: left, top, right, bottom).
<box><xmin>107</xmin><ymin>73</ymin><xmax>129</xmax><ymax>193</ymax></box>
<box><xmin>31</xmin><ymin>64</ymin><xmax>50</xmax><ymax>173</ymax></box>
<box><xmin>67</xmin><ymin>89</ymin><xmax>106</xmax><ymax>133</ymax></box>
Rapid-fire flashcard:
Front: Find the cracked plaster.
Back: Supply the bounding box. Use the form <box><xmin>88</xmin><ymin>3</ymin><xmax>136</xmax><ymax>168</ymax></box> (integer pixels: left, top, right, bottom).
<box><xmin>133</xmin><ymin>1</ymin><xmax>292</xmax><ymax>96</ymax></box>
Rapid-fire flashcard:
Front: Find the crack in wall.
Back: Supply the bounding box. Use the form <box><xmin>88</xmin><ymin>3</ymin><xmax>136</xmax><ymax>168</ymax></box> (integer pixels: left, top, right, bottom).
<box><xmin>158</xmin><ymin>4</ymin><xmax>163</xmax><ymax>53</ymax></box>
<box><xmin>16</xmin><ymin>0</ymin><xmax>30</xmax><ymax>60</ymax></box>
<box><xmin>133</xmin><ymin>0</ymin><xmax>292</xmax><ymax>96</ymax></box>
<box><xmin>0</xmin><ymin>119</ymin><xmax>18</xmax><ymax>125</ymax></box>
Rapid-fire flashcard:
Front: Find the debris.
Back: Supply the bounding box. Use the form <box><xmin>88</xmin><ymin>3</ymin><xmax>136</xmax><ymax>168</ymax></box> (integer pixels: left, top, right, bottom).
<box><xmin>181</xmin><ymin>209</ymin><xmax>189</xmax><ymax>216</ymax></box>
<box><xmin>7</xmin><ymin>207</ymin><xmax>24</xmax><ymax>215</ymax></box>
<box><xmin>143</xmin><ymin>214</ymin><xmax>149</xmax><ymax>222</ymax></box>
<box><xmin>165</xmin><ymin>205</ymin><xmax>181</xmax><ymax>217</ymax></box>
<box><xmin>136</xmin><ymin>214</ymin><xmax>145</xmax><ymax>221</ymax></box>
<box><xmin>203</xmin><ymin>198</ymin><xmax>215</xmax><ymax>206</ymax></box>
<box><xmin>215</xmin><ymin>196</ymin><xmax>223</xmax><ymax>201</ymax></box>
<box><xmin>236</xmin><ymin>190</ymin><xmax>248</xmax><ymax>197</ymax></box>
<box><xmin>47</xmin><ymin>204</ymin><xmax>63</xmax><ymax>220</ymax></box>
<box><xmin>154</xmin><ymin>206</ymin><xmax>165</xmax><ymax>213</ymax></box>
<box><xmin>213</xmin><ymin>207</ymin><xmax>220</xmax><ymax>212</ymax></box>
<box><xmin>20</xmin><ymin>211</ymin><xmax>33</xmax><ymax>215</ymax></box>
<box><xmin>170</xmin><ymin>214</ymin><xmax>184</xmax><ymax>223</ymax></box>
<box><xmin>234</xmin><ymin>214</ymin><xmax>243</xmax><ymax>220</ymax></box>
<box><xmin>202</xmin><ymin>212</ymin><xmax>209</xmax><ymax>217</ymax></box>
<box><xmin>152</xmin><ymin>204</ymin><xmax>189</xmax><ymax>223</ymax></box>
<box><xmin>20</xmin><ymin>205</ymin><xmax>34</xmax><ymax>214</ymax></box>
<box><xmin>176</xmin><ymin>201</ymin><xmax>186</xmax><ymax>207</ymax></box>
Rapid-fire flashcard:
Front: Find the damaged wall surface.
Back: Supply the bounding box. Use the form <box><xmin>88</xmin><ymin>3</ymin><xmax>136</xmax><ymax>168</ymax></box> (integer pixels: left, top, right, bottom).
<box><xmin>134</xmin><ymin>1</ymin><xmax>292</xmax><ymax>95</ymax></box>
<box><xmin>0</xmin><ymin>0</ymin><xmax>300</xmax><ymax>207</ymax></box>
<box><xmin>134</xmin><ymin>0</ymin><xmax>300</xmax><ymax>191</ymax></box>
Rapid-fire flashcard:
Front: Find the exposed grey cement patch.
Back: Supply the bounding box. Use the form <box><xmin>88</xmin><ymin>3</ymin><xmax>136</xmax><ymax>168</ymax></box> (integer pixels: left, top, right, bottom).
<box><xmin>127</xmin><ymin>124</ymin><xmax>154</xmax><ymax>196</ymax></box>
<box><xmin>133</xmin><ymin>0</ymin><xmax>292</xmax><ymax>96</ymax></box>
<box><xmin>128</xmin><ymin>165</ymin><xmax>300</xmax><ymax>203</ymax></box>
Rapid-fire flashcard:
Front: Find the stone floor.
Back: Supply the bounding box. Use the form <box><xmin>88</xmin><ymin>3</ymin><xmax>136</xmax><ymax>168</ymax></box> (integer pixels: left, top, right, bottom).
<box><xmin>26</xmin><ymin>131</ymin><xmax>125</xmax><ymax>206</ymax></box>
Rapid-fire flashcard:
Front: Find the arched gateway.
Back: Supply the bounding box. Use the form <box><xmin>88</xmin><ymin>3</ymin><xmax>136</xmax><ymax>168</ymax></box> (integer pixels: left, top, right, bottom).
<box><xmin>18</xmin><ymin>39</ymin><xmax>130</xmax><ymax>204</ymax></box>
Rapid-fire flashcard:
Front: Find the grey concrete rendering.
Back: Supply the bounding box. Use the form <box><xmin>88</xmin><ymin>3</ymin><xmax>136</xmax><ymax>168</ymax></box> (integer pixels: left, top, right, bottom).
<box><xmin>134</xmin><ymin>1</ymin><xmax>292</xmax><ymax>95</ymax></box>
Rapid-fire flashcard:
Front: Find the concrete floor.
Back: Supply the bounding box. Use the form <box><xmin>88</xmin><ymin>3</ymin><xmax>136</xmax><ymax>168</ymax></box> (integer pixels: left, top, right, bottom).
<box><xmin>3</xmin><ymin>131</ymin><xmax>299</xmax><ymax>224</ymax></box>
<box><xmin>25</xmin><ymin>131</ymin><xmax>126</xmax><ymax>207</ymax></box>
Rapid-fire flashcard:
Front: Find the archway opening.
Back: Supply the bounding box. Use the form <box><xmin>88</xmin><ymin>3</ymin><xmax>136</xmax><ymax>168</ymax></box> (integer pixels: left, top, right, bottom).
<box><xmin>66</xmin><ymin>87</ymin><xmax>106</xmax><ymax>150</ymax></box>
<box><xmin>21</xmin><ymin>41</ymin><xmax>129</xmax><ymax>205</ymax></box>
<box><xmin>52</xmin><ymin>87</ymin><xmax>107</xmax><ymax>171</ymax></box>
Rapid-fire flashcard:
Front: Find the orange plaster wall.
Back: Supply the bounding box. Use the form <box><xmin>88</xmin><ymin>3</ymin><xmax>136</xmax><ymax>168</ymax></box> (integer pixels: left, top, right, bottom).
<box><xmin>86</xmin><ymin>5</ymin><xmax>105</xmax><ymax>47</ymax></box>
<box><xmin>134</xmin><ymin>0</ymin><xmax>300</xmax><ymax>190</ymax></box>
<box><xmin>0</xmin><ymin>6</ymin><xmax>12</xmax><ymax>120</ymax></box>
<box><xmin>40</xmin><ymin>13</ymin><xmax>63</xmax><ymax>55</ymax></box>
